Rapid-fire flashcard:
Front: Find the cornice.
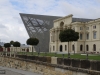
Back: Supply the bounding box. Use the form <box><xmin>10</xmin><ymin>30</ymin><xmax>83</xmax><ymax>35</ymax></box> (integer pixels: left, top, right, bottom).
<box><xmin>53</xmin><ymin>14</ymin><xmax>73</xmax><ymax>22</ymax></box>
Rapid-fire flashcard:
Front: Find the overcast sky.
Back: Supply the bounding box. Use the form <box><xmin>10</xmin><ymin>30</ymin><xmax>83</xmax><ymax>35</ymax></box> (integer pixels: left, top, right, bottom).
<box><xmin>0</xmin><ymin>0</ymin><xmax>100</xmax><ymax>44</ymax></box>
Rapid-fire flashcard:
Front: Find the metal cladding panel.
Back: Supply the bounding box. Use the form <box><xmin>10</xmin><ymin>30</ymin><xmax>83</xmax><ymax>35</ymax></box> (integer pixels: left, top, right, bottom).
<box><xmin>20</xmin><ymin>13</ymin><xmax>61</xmax><ymax>52</ymax></box>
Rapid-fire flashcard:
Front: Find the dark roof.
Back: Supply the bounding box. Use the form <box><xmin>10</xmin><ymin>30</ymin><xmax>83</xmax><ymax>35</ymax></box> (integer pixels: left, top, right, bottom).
<box><xmin>20</xmin><ymin>13</ymin><xmax>94</xmax><ymax>22</ymax></box>
<box><xmin>72</xmin><ymin>18</ymin><xmax>94</xmax><ymax>22</ymax></box>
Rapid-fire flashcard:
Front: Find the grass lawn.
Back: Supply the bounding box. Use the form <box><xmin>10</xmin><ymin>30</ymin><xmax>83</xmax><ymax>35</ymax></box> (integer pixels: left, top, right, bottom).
<box><xmin>17</xmin><ymin>52</ymin><xmax>100</xmax><ymax>60</ymax></box>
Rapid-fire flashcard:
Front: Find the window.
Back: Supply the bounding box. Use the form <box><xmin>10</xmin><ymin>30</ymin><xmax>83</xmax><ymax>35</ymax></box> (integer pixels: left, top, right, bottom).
<box><xmin>80</xmin><ymin>27</ymin><xmax>83</xmax><ymax>30</ymax></box>
<box><xmin>93</xmin><ymin>25</ymin><xmax>96</xmax><ymax>29</ymax></box>
<box><xmin>53</xmin><ymin>46</ymin><xmax>55</xmax><ymax>51</ymax></box>
<box><xmin>86</xmin><ymin>33</ymin><xmax>89</xmax><ymax>40</ymax></box>
<box><xmin>65</xmin><ymin>45</ymin><xmax>67</xmax><ymax>51</ymax></box>
<box><xmin>93</xmin><ymin>31</ymin><xmax>96</xmax><ymax>39</ymax></box>
<box><xmin>86</xmin><ymin>45</ymin><xmax>89</xmax><ymax>51</ymax></box>
<box><xmin>80</xmin><ymin>45</ymin><xmax>83</xmax><ymax>51</ymax></box>
<box><xmin>86</xmin><ymin>27</ymin><xmax>89</xmax><ymax>30</ymax></box>
<box><xmin>93</xmin><ymin>44</ymin><xmax>96</xmax><ymax>51</ymax></box>
<box><xmin>72</xmin><ymin>45</ymin><xmax>75</xmax><ymax>51</ymax></box>
<box><xmin>60</xmin><ymin>22</ymin><xmax>64</xmax><ymax>29</ymax></box>
<box><xmin>80</xmin><ymin>33</ymin><xmax>82</xmax><ymax>40</ymax></box>
<box><xmin>60</xmin><ymin>45</ymin><xmax>63</xmax><ymax>52</ymax></box>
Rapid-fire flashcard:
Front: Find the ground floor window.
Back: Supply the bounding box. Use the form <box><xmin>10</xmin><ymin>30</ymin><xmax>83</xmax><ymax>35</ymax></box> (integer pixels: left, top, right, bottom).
<box><xmin>93</xmin><ymin>44</ymin><xmax>96</xmax><ymax>51</ymax></box>
<box><xmin>60</xmin><ymin>45</ymin><xmax>63</xmax><ymax>52</ymax></box>
<box><xmin>65</xmin><ymin>45</ymin><xmax>67</xmax><ymax>51</ymax></box>
<box><xmin>80</xmin><ymin>45</ymin><xmax>83</xmax><ymax>51</ymax></box>
<box><xmin>86</xmin><ymin>45</ymin><xmax>89</xmax><ymax>51</ymax></box>
<box><xmin>53</xmin><ymin>46</ymin><xmax>55</xmax><ymax>51</ymax></box>
<box><xmin>72</xmin><ymin>45</ymin><xmax>75</xmax><ymax>51</ymax></box>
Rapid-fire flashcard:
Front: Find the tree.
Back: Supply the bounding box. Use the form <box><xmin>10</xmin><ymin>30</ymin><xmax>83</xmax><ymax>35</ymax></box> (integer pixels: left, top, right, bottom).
<box><xmin>59</xmin><ymin>29</ymin><xmax>79</xmax><ymax>58</ymax></box>
<box><xmin>26</xmin><ymin>38</ymin><xmax>39</xmax><ymax>55</ymax></box>
<box><xmin>4</xmin><ymin>43</ymin><xmax>11</xmax><ymax>56</ymax></box>
<box><xmin>13</xmin><ymin>41</ymin><xmax>21</xmax><ymax>56</ymax></box>
<box><xmin>4</xmin><ymin>43</ymin><xmax>11</xmax><ymax>48</ymax></box>
<box><xmin>10</xmin><ymin>40</ymin><xmax>14</xmax><ymax>45</ymax></box>
<box><xmin>13</xmin><ymin>41</ymin><xmax>21</xmax><ymax>47</ymax></box>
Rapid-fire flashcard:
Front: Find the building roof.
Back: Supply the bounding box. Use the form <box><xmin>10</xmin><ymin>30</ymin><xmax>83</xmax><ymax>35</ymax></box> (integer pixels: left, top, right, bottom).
<box><xmin>72</xmin><ymin>18</ymin><xmax>94</xmax><ymax>22</ymax></box>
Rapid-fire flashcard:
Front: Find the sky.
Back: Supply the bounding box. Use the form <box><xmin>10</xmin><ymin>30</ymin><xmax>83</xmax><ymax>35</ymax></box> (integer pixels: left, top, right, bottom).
<box><xmin>0</xmin><ymin>0</ymin><xmax>100</xmax><ymax>44</ymax></box>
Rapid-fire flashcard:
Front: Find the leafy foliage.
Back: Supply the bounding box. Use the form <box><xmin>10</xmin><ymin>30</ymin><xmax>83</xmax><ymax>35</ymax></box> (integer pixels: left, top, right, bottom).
<box><xmin>13</xmin><ymin>41</ymin><xmax>21</xmax><ymax>47</ymax></box>
<box><xmin>10</xmin><ymin>40</ymin><xmax>14</xmax><ymax>45</ymax></box>
<box><xmin>26</xmin><ymin>38</ymin><xmax>39</xmax><ymax>45</ymax></box>
<box><xmin>59</xmin><ymin>29</ymin><xmax>79</xmax><ymax>42</ymax></box>
<box><xmin>4</xmin><ymin>43</ymin><xmax>11</xmax><ymax>48</ymax></box>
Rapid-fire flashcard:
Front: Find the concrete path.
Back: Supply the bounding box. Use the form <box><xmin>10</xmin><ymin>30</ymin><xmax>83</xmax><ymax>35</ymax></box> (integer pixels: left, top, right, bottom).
<box><xmin>0</xmin><ymin>66</ymin><xmax>42</xmax><ymax>75</ymax></box>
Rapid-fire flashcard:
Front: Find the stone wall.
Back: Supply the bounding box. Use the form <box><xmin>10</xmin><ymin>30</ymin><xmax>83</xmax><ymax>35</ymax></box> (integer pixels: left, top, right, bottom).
<box><xmin>0</xmin><ymin>55</ymin><xmax>100</xmax><ymax>75</ymax></box>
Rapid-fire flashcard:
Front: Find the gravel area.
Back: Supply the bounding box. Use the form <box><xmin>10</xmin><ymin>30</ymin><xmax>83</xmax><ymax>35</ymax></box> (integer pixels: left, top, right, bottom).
<box><xmin>0</xmin><ymin>66</ymin><xmax>42</xmax><ymax>75</ymax></box>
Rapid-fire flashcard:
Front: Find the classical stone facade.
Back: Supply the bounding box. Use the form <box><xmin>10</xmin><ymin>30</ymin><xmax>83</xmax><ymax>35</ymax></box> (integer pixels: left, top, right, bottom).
<box><xmin>49</xmin><ymin>14</ymin><xmax>100</xmax><ymax>53</ymax></box>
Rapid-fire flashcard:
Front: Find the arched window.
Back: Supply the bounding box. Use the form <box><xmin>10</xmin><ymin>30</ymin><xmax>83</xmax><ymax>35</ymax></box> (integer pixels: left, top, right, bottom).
<box><xmin>93</xmin><ymin>44</ymin><xmax>96</xmax><ymax>51</ymax></box>
<box><xmin>60</xmin><ymin>45</ymin><xmax>63</xmax><ymax>52</ymax></box>
<box><xmin>86</xmin><ymin>45</ymin><xmax>89</xmax><ymax>51</ymax></box>
<box><xmin>60</xmin><ymin>22</ymin><xmax>64</xmax><ymax>29</ymax></box>
<box><xmin>65</xmin><ymin>45</ymin><xmax>67</xmax><ymax>51</ymax></box>
<box><xmin>80</xmin><ymin>45</ymin><xmax>83</xmax><ymax>51</ymax></box>
<box><xmin>72</xmin><ymin>45</ymin><xmax>75</xmax><ymax>51</ymax></box>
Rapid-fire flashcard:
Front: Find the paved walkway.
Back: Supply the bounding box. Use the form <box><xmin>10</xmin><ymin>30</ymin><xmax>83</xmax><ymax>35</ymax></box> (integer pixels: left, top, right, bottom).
<box><xmin>0</xmin><ymin>66</ymin><xmax>42</xmax><ymax>75</ymax></box>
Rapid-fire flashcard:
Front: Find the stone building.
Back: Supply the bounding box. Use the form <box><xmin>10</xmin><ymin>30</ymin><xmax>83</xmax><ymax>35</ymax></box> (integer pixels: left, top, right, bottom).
<box><xmin>49</xmin><ymin>14</ymin><xmax>100</xmax><ymax>53</ymax></box>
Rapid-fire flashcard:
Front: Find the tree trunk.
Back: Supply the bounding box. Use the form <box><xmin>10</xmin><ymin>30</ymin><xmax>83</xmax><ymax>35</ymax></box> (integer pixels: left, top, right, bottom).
<box><xmin>32</xmin><ymin>45</ymin><xmax>33</xmax><ymax>55</ymax></box>
<box><xmin>68</xmin><ymin>42</ymin><xmax>70</xmax><ymax>58</ymax></box>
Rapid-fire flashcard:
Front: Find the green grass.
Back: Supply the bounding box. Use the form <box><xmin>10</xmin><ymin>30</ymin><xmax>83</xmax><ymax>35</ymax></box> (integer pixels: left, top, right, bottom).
<box><xmin>17</xmin><ymin>52</ymin><xmax>100</xmax><ymax>60</ymax></box>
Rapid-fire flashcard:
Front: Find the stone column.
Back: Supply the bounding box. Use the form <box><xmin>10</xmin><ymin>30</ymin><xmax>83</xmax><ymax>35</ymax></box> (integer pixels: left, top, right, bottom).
<box><xmin>55</xmin><ymin>28</ymin><xmax>58</xmax><ymax>52</ymax></box>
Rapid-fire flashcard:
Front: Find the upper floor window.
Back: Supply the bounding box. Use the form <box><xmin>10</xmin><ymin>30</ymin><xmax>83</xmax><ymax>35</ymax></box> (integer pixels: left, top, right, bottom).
<box><xmin>93</xmin><ymin>31</ymin><xmax>96</xmax><ymax>39</ymax></box>
<box><xmin>80</xmin><ymin>27</ymin><xmax>83</xmax><ymax>30</ymax></box>
<box><xmin>86</xmin><ymin>33</ymin><xmax>89</xmax><ymax>40</ymax></box>
<box><xmin>86</xmin><ymin>27</ymin><xmax>89</xmax><ymax>30</ymax></box>
<box><xmin>93</xmin><ymin>25</ymin><xmax>96</xmax><ymax>29</ymax></box>
<box><xmin>80</xmin><ymin>33</ymin><xmax>83</xmax><ymax>40</ymax></box>
<box><xmin>60</xmin><ymin>22</ymin><xmax>64</xmax><ymax>29</ymax></box>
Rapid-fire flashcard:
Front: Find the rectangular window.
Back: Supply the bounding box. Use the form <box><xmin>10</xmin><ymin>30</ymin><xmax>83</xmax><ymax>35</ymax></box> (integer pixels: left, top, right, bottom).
<box><xmin>86</xmin><ymin>27</ymin><xmax>89</xmax><ymax>30</ymax></box>
<box><xmin>93</xmin><ymin>32</ymin><xmax>96</xmax><ymax>39</ymax></box>
<box><xmin>80</xmin><ymin>33</ymin><xmax>82</xmax><ymax>40</ymax></box>
<box><xmin>86</xmin><ymin>33</ymin><xmax>89</xmax><ymax>40</ymax></box>
<box><xmin>93</xmin><ymin>25</ymin><xmax>96</xmax><ymax>29</ymax></box>
<box><xmin>53</xmin><ymin>46</ymin><xmax>55</xmax><ymax>51</ymax></box>
<box><xmin>65</xmin><ymin>45</ymin><xmax>67</xmax><ymax>51</ymax></box>
<box><xmin>80</xmin><ymin>27</ymin><xmax>83</xmax><ymax>30</ymax></box>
